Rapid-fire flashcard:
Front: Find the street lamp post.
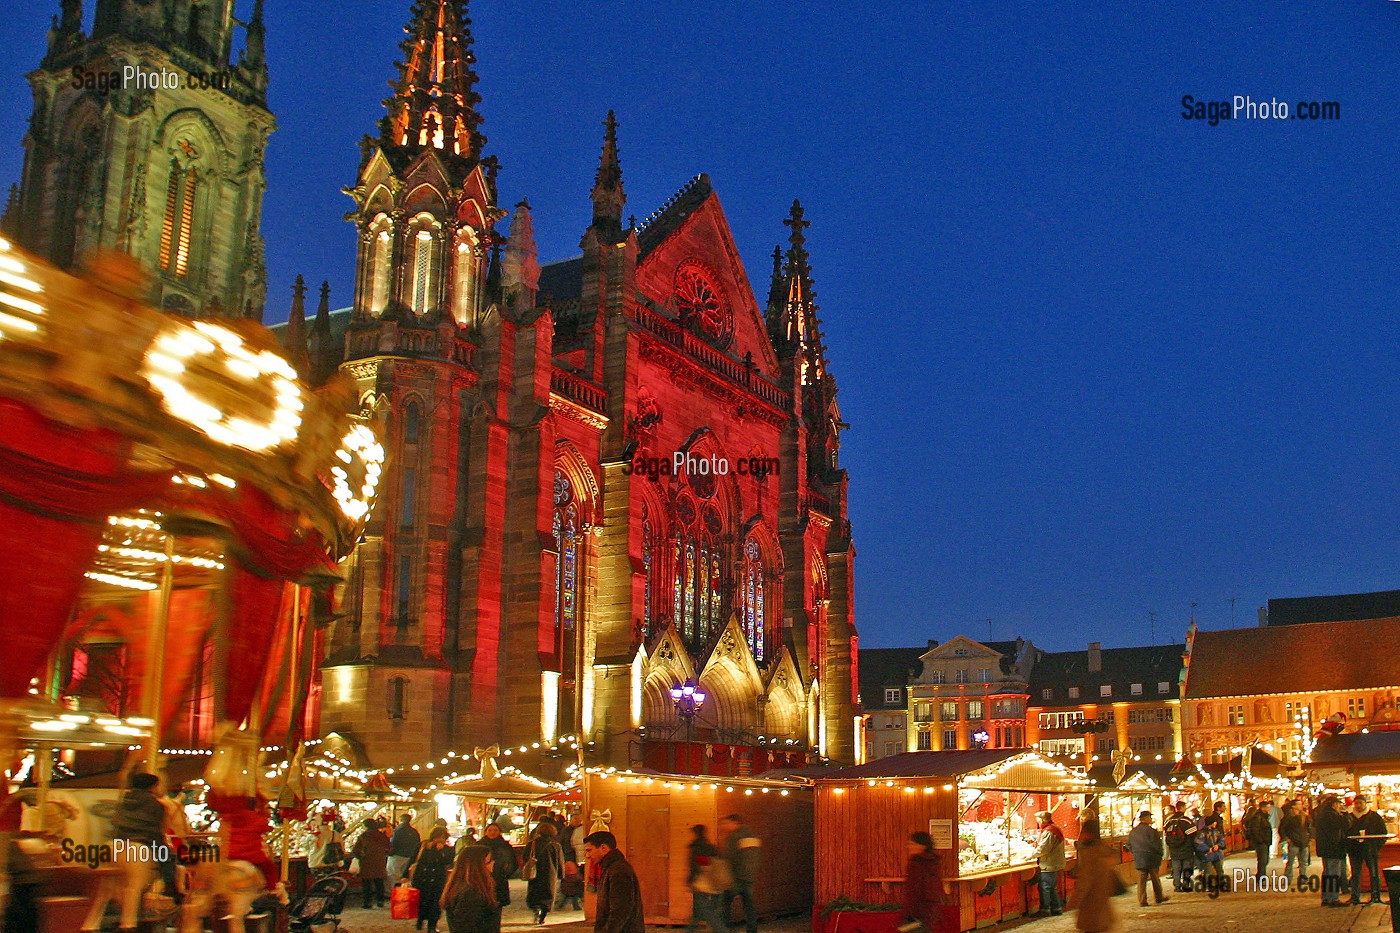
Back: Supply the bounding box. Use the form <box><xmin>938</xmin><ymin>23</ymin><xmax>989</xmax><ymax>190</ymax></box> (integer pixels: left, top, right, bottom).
<box><xmin>671</xmin><ymin>679</ymin><xmax>707</xmax><ymax>772</ymax></box>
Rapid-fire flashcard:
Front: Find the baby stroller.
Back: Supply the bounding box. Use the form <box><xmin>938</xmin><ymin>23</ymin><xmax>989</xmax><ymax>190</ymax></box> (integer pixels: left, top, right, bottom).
<box><xmin>289</xmin><ymin>874</ymin><xmax>348</xmax><ymax>933</ymax></box>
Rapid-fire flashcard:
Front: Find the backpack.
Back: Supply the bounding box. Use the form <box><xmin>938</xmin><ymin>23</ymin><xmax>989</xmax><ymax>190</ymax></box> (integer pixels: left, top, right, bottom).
<box><xmin>1165</xmin><ymin>818</ymin><xmax>1188</xmax><ymax>849</ymax></box>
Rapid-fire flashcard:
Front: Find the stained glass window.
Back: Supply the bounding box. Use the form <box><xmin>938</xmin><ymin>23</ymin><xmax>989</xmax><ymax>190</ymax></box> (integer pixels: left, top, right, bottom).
<box><xmin>744</xmin><ymin>539</ymin><xmax>765</xmax><ymax>661</ymax></box>
<box><xmin>642</xmin><ymin>517</ymin><xmax>653</xmax><ymax>633</ymax></box>
<box><xmin>684</xmin><ymin>542</ymin><xmax>696</xmax><ymax>642</ymax></box>
<box><xmin>553</xmin><ymin>470</ymin><xmax>579</xmax><ymax>632</ymax></box>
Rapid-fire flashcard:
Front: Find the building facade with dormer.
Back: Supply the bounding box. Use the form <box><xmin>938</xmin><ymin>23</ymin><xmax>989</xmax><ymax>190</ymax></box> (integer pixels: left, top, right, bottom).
<box><xmin>906</xmin><ymin>636</ymin><xmax>1034</xmax><ymax>752</ymax></box>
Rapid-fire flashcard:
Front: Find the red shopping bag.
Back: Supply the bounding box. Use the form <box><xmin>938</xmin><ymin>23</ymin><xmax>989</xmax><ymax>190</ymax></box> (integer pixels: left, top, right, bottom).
<box><xmin>391</xmin><ymin>884</ymin><xmax>420</xmax><ymax>920</ymax></box>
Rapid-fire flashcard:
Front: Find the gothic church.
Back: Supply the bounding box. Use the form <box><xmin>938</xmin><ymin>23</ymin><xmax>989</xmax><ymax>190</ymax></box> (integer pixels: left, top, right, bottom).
<box><xmin>7</xmin><ymin>0</ymin><xmax>860</xmax><ymax>773</ymax></box>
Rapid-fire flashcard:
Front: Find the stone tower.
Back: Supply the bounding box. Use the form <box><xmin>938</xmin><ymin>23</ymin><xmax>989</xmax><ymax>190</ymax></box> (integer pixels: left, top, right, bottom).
<box><xmin>8</xmin><ymin>0</ymin><xmax>274</xmax><ymax>318</ymax></box>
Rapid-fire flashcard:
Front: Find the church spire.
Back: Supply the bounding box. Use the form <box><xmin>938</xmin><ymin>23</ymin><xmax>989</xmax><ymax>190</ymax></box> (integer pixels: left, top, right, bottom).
<box><xmin>380</xmin><ymin>0</ymin><xmax>486</xmax><ymax>164</ymax></box>
<box><xmin>774</xmin><ymin>199</ymin><xmax>818</xmax><ymax>360</ymax></box>
<box><xmin>503</xmin><ymin>198</ymin><xmax>540</xmax><ymax>308</ymax></box>
<box><xmin>241</xmin><ymin>0</ymin><xmax>268</xmax><ymax>94</ymax></box>
<box><xmin>590</xmin><ymin>111</ymin><xmax>626</xmax><ymax>239</ymax></box>
<box><xmin>283</xmin><ymin>274</ymin><xmax>312</xmax><ymax>379</ymax></box>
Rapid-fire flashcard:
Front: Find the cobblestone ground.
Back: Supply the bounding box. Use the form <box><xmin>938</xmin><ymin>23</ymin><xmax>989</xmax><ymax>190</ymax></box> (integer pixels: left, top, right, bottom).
<box><xmin>321</xmin><ymin>856</ymin><xmax>1399</xmax><ymax>933</ymax></box>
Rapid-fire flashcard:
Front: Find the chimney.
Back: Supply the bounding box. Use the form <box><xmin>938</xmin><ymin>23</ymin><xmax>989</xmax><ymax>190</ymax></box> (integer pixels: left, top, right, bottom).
<box><xmin>1258</xmin><ymin>607</ymin><xmax>1268</xmax><ymax>628</ymax></box>
<box><xmin>1087</xmin><ymin>642</ymin><xmax>1102</xmax><ymax>673</ymax></box>
<box><xmin>927</xmin><ymin>639</ymin><xmax>938</xmax><ymax>650</ymax></box>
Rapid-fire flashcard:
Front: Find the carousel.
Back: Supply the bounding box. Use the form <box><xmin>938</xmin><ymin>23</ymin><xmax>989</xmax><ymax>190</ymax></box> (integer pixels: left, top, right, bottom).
<box><xmin>0</xmin><ymin>238</ymin><xmax>384</xmax><ymax>930</ymax></box>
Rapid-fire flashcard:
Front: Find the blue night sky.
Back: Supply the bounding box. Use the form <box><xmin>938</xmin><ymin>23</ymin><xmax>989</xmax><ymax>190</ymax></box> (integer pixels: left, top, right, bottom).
<box><xmin>2</xmin><ymin>2</ymin><xmax>1398</xmax><ymax>652</ymax></box>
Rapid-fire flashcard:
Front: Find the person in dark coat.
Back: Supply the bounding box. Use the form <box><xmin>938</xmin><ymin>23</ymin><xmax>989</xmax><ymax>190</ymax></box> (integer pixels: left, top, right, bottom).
<box><xmin>1242</xmin><ymin>801</ymin><xmax>1273</xmax><ymax>880</ymax></box>
<box><xmin>1126</xmin><ymin>810</ymin><xmax>1168</xmax><ymax>907</ymax></box>
<box><xmin>719</xmin><ymin>813</ymin><xmax>760</xmax><ymax>933</ymax></box>
<box><xmin>584</xmin><ymin>831</ymin><xmax>645</xmax><ymax>933</ymax></box>
<box><xmin>1162</xmin><ymin>802</ymin><xmax>1197</xmax><ymax>892</ymax></box>
<box><xmin>391</xmin><ymin>814</ymin><xmax>423</xmax><ymax>883</ymax></box>
<box><xmin>480</xmin><ymin>823</ymin><xmax>518</xmax><ymax>906</ymax></box>
<box><xmin>442</xmin><ymin>845</ymin><xmax>502</xmax><ymax>933</ymax></box>
<box><xmin>1345</xmin><ymin>795</ymin><xmax>1388</xmax><ymax>905</ymax></box>
<box><xmin>902</xmin><ymin>831</ymin><xmax>946</xmax><ymax>932</ymax></box>
<box><xmin>1314</xmin><ymin>794</ymin><xmax>1349</xmax><ymax>906</ymax></box>
<box><xmin>1279</xmin><ymin>800</ymin><xmax>1312</xmax><ymax>888</ymax></box>
<box><xmin>525</xmin><ymin>821</ymin><xmax>565</xmax><ymax>923</ymax></box>
<box><xmin>410</xmin><ymin>827</ymin><xmax>459</xmax><ymax>933</ymax></box>
<box><xmin>353</xmin><ymin>818</ymin><xmax>393</xmax><ymax>908</ymax></box>
<box><xmin>81</xmin><ymin>771</ymin><xmax>167</xmax><ymax>932</ymax></box>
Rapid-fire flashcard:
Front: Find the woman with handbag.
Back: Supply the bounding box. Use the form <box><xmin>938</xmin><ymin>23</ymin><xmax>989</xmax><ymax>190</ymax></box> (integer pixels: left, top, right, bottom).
<box><xmin>1065</xmin><ymin>820</ymin><xmax>1118</xmax><ymax>933</ymax></box>
<box><xmin>407</xmin><ymin>827</ymin><xmax>458</xmax><ymax>933</ymax></box>
<box><xmin>442</xmin><ymin>846</ymin><xmax>502</xmax><ymax>933</ymax></box>
<box><xmin>524</xmin><ymin>822</ymin><xmax>565</xmax><ymax>923</ymax></box>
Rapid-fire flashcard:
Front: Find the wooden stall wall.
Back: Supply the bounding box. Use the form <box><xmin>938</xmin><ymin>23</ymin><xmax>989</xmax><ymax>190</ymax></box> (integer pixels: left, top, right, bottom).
<box><xmin>587</xmin><ymin>774</ymin><xmax>814</xmax><ymax>925</ymax></box>
<box><xmin>813</xmin><ymin>784</ymin><xmax>958</xmax><ymax>911</ymax></box>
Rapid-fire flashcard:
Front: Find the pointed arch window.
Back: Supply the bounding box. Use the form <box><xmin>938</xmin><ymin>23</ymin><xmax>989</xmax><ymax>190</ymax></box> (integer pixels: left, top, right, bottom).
<box><xmin>672</xmin><ymin>498</ymin><xmax>725</xmax><ymax>654</ymax></box>
<box><xmin>744</xmin><ymin>539</ymin><xmax>766</xmax><ymax>662</ymax></box>
<box><xmin>403</xmin><ymin>401</ymin><xmax>422</xmax><ymax>445</ymax></box>
<box><xmin>642</xmin><ymin>510</ymin><xmax>654</xmax><ymax>637</ymax></box>
<box><xmin>159</xmin><ymin>159</ymin><xmax>198</xmax><ymax>278</ymax></box>
<box><xmin>411</xmin><ymin>229</ymin><xmax>437</xmax><ymax>315</ymax></box>
<box><xmin>368</xmin><ymin>218</ymin><xmax>392</xmax><ymax>315</ymax></box>
<box><xmin>452</xmin><ymin>229</ymin><xmax>480</xmax><ymax>326</ymax></box>
<box><xmin>553</xmin><ymin>470</ymin><xmax>580</xmax><ymax>632</ymax></box>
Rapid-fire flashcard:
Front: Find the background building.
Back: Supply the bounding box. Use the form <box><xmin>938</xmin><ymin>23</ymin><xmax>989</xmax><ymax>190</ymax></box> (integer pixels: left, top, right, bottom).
<box><xmin>1264</xmin><ymin>588</ymin><xmax>1400</xmax><ymax>627</ymax></box>
<box><xmin>858</xmin><ymin>645</ymin><xmax>928</xmax><ymax>761</ymax></box>
<box><xmin>906</xmin><ymin>636</ymin><xmax>1034</xmax><ymax>752</ymax></box>
<box><xmin>1182</xmin><ymin>617</ymin><xmax>1400</xmax><ymax>764</ymax></box>
<box><xmin>1026</xmin><ymin>641</ymin><xmax>1183</xmax><ymax>765</ymax></box>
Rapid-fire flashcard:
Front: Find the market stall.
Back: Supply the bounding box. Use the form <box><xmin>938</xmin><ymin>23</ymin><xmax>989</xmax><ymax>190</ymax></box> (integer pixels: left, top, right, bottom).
<box><xmin>584</xmin><ymin>768</ymin><xmax>813</xmax><ymax>926</ymax></box>
<box><xmin>812</xmin><ymin>750</ymin><xmax>1091</xmax><ymax>933</ymax></box>
<box><xmin>1305</xmin><ymin>730</ymin><xmax>1400</xmax><ymax>889</ymax></box>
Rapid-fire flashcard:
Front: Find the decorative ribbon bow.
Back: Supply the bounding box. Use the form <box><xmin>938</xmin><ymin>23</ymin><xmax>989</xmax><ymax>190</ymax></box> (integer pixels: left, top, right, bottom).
<box><xmin>474</xmin><ymin>745</ymin><xmax>501</xmax><ymax>780</ymax></box>
<box><xmin>589</xmin><ymin>808</ymin><xmax>612</xmax><ymax>833</ymax></box>
<box><xmin>1111</xmin><ymin>747</ymin><xmax>1133</xmax><ymax>785</ymax></box>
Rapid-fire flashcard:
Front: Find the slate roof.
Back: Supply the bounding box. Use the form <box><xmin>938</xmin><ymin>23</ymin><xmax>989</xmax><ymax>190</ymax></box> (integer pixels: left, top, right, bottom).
<box><xmin>1307</xmin><ymin>731</ymin><xmax>1400</xmax><ymax>768</ymax></box>
<box><xmin>1184</xmin><ymin>617</ymin><xmax>1400</xmax><ymax>699</ymax></box>
<box><xmin>858</xmin><ymin>646</ymin><xmax>927</xmax><ymax>710</ymax></box>
<box><xmin>538</xmin><ymin>255</ymin><xmax>584</xmax><ymax>303</ymax></box>
<box><xmin>1266</xmin><ymin>589</ymin><xmax>1400</xmax><ymax>627</ymax></box>
<box><xmin>636</xmin><ymin>174</ymin><xmax>713</xmax><ymax>259</ymax></box>
<box><xmin>1029</xmin><ymin>644</ymin><xmax>1184</xmax><ymax>705</ymax></box>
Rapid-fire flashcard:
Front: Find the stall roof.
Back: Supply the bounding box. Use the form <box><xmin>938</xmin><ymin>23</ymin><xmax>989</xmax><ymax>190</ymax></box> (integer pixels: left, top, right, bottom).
<box><xmin>1307</xmin><ymin>731</ymin><xmax>1400</xmax><ymax>769</ymax></box>
<box><xmin>818</xmin><ymin>750</ymin><xmax>1090</xmax><ymax>793</ymax></box>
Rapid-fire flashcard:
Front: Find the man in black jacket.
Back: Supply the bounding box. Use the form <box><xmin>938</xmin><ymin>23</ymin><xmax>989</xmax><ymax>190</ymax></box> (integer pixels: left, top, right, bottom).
<box><xmin>585</xmin><ymin>831</ymin><xmax>645</xmax><ymax>933</ymax></box>
<box><xmin>1345</xmin><ymin>795</ymin><xmax>1388</xmax><ymax>905</ymax></box>
<box><xmin>1242</xmin><ymin>801</ymin><xmax>1273</xmax><ymax>881</ymax></box>
<box><xmin>1314</xmin><ymin>795</ymin><xmax>1349</xmax><ymax>907</ymax></box>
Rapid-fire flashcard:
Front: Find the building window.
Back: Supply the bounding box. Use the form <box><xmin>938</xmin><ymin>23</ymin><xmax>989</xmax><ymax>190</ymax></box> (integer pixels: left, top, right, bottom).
<box><xmin>977</xmin><ymin>668</ymin><xmax>991</xmax><ymax>682</ymax></box>
<box><xmin>395</xmin><ymin>554</ymin><xmax>411</xmax><ymax>628</ymax></box>
<box><xmin>400</xmin><ymin>467</ymin><xmax>416</xmax><ymax>529</ymax></box>
<box><xmin>387</xmin><ymin>676</ymin><xmax>408</xmax><ymax>719</ymax></box>
<box><xmin>882</xmin><ymin>741</ymin><xmax>905</xmax><ymax>758</ymax></box>
<box><xmin>1069</xmin><ymin>687</ymin><xmax>1080</xmax><ymax>699</ymax></box>
<box><xmin>1041</xmin><ymin>688</ymin><xmax>1053</xmax><ymax>701</ymax></box>
<box><xmin>1134</xmin><ymin>735</ymin><xmax>1171</xmax><ymax>752</ymax></box>
<box><xmin>742</xmin><ymin>539</ymin><xmax>766</xmax><ymax>661</ymax></box>
<box><xmin>1128</xmin><ymin>708</ymin><xmax>1174</xmax><ymax>724</ymax></box>
<box><xmin>1038</xmin><ymin>737</ymin><xmax>1084</xmax><ymax>757</ymax></box>
<box><xmin>159</xmin><ymin>160</ymin><xmax>198</xmax><ymax>278</ymax></box>
<box><xmin>915</xmin><ymin>701</ymin><xmax>932</xmax><ymax>722</ymax></box>
<box><xmin>968</xmin><ymin>700</ymin><xmax>984</xmax><ymax>720</ymax></box>
<box><xmin>941</xmin><ymin>701</ymin><xmax>958</xmax><ymax>721</ymax></box>
<box><xmin>930</xmin><ymin>670</ymin><xmax>946</xmax><ymax>685</ymax></box>
<box><xmin>955</xmin><ymin>669</ymin><xmax>969</xmax><ymax>684</ymax></box>
<box><xmin>1348</xmin><ymin>697</ymin><xmax>1366</xmax><ymax>719</ymax></box>
<box><xmin>403</xmin><ymin>402</ymin><xmax>422</xmax><ymax>445</ymax></box>
<box><xmin>1098</xmin><ymin>736</ymin><xmax>1118</xmax><ymax>752</ymax></box>
<box><xmin>884</xmin><ymin>688</ymin><xmax>902</xmax><ymax>705</ymax></box>
<box><xmin>411</xmin><ymin>229</ymin><xmax>437</xmax><ymax>314</ymax></box>
<box><xmin>1227</xmin><ymin>704</ymin><xmax>1245</xmax><ymax>725</ymax></box>
<box><xmin>1103</xmin><ymin>709</ymin><xmax>1115</xmax><ymax>722</ymax></box>
<box><xmin>553</xmin><ymin>470</ymin><xmax>580</xmax><ymax>634</ymax></box>
<box><xmin>1158</xmin><ymin>681</ymin><xmax>1171</xmax><ymax>694</ymax></box>
<box><xmin>917</xmin><ymin>730</ymin><xmax>932</xmax><ymax>751</ymax></box>
<box><xmin>368</xmin><ymin>222</ymin><xmax>392</xmax><ymax>314</ymax></box>
<box><xmin>1131</xmin><ymin>683</ymin><xmax>1143</xmax><ymax>696</ymax></box>
<box><xmin>1099</xmin><ymin>685</ymin><xmax>1112</xmax><ymax>697</ymax></box>
<box><xmin>672</xmin><ymin>498</ymin><xmax>724</xmax><ymax>653</ymax></box>
<box><xmin>942</xmin><ymin>729</ymin><xmax>958</xmax><ymax>750</ymax></box>
<box><xmin>642</xmin><ymin>512</ymin><xmax>654</xmax><ymax>635</ymax></box>
<box><xmin>1039</xmin><ymin>711</ymin><xmax>1085</xmax><ymax>730</ymax></box>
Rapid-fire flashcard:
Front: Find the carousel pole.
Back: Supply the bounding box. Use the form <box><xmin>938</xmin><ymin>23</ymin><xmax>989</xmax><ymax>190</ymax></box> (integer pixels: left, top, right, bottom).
<box><xmin>142</xmin><ymin>531</ymin><xmax>176</xmax><ymax>773</ymax></box>
<box><xmin>280</xmin><ymin>584</ymin><xmax>302</xmax><ymax>884</ymax></box>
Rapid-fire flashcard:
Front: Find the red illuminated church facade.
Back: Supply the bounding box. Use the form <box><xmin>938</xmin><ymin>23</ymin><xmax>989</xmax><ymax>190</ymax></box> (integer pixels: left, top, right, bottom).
<box><xmin>6</xmin><ymin>0</ymin><xmax>860</xmax><ymax>773</ymax></box>
<box><xmin>299</xmin><ymin>0</ymin><xmax>859</xmax><ymax>771</ymax></box>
